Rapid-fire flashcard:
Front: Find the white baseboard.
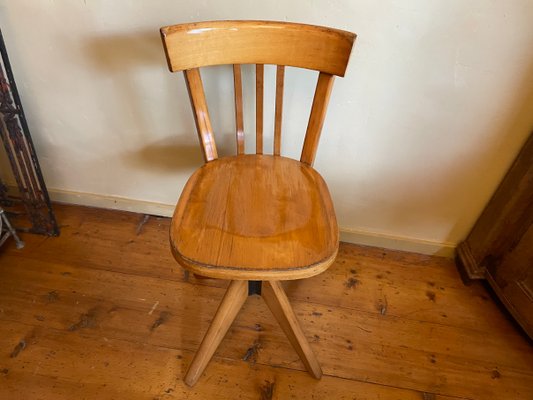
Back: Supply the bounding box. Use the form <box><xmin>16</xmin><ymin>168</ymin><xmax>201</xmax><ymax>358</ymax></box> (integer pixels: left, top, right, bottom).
<box><xmin>49</xmin><ymin>188</ymin><xmax>175</xmax><ymax>217</ymax></box>
<box><xmin>47</xmin><ymin>187</ymin><xmax>456</xmax><ymax>258</ymax></box>
<box><xmin>339</xmin><ymin>227</ymin><xmax>455</xmax><ymax>258</ymax></box>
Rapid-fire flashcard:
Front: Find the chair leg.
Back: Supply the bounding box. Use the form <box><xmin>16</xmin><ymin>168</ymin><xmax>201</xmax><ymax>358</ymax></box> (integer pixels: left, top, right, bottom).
<box><xmin>261</xmin><ymin>280</ymin><xmax>323</xmax><ymax>379</ymax></box>
<box><xmin>184</xmin><ymin>280</ymin><xmax>248</xmax><ymax>387</ymax></box>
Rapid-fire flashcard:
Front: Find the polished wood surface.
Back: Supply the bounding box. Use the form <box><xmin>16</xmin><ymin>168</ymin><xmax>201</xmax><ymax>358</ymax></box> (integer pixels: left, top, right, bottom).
<box><xmin>262</xmin><ymin>280</ymin><xmax>322</xmax><ymax>379</ymax></box>
<box><xmin>164</xmin><ymin>21</ymin><xmax>355</xmax><ymax>386</ymax></box>
<box><xmin>186</xmin><ymin>279</ymin><xmax>323</xmax><ymax>385</ymax></box>
<box><xmin>255</xmin><ymin>64</ymin><xmax>264</xmax><ymax>154</ymax></box>
<box><xmin>301</xmin><ymin>72</ymin><xmax>335</xmax><ymax>166</ymax></box>
<box><xmin>233</xmin><ymin>64</ymin><xmax>245</xmax><ymax>154</ymax></box>
<box><xmin>160</xmin><ymin>20</ymin><xmax>356</xmax><ymax>76</ymax></box>
<box><xmin>163</xmin><ymin>21</ymin><xmax>355</xmax><ymax>162</ymax></box>
<box><xmin>184</xmin><ymin>68</ymin><xmax>218</xmax><ymax>162</ymax></box>
<box><xmin>170</xmin><ymin>155</ymin><xmax>339</xmax><ymax>280</ymax></box>
<box><xmin>1</xmin><ymin>205</ymin><xmax>532</xmax><ymax>399</ymax></box>
<box><xmin>274</xmin><ymin>65</ymin><xmax>285</xmax><ymax>156</ymax></box>
<box><xmin>184</xmin><ymin>280</ymin><xmax>248</xmax><ymax>386</ymax></box>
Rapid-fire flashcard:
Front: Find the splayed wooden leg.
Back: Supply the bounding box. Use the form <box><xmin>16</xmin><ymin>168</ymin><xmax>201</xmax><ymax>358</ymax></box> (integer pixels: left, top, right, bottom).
<box><xmin>184</xmin><ymin>280</ymin><xmax>248</xmax><ymax>386</ymax></box>
<box><xmin>262</xmin><ymin>280</ymin><xmax>322</xmax><ymax>379</ymax></box>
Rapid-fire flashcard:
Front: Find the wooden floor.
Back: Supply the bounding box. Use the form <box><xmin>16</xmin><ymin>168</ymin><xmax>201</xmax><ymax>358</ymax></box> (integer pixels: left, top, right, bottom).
<box><xmin>0</xmin><ymin>205</ymin><xmax>531</xmax><ymax>400</ymax></box>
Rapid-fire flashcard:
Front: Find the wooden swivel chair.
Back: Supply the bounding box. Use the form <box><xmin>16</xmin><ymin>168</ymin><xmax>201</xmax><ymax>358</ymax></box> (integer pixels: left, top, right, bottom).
<box><xmin>160</xmin><ymin>20</ymin><xmax>356</xmax><ymax>386</ymax></box>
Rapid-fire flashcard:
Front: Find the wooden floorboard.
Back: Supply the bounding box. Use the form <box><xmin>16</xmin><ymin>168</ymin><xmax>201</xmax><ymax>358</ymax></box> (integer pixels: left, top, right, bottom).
<box><xmin>0</xmin><ymin>204</ymin><xmax>532</xmax><ymax>399</ymax></box>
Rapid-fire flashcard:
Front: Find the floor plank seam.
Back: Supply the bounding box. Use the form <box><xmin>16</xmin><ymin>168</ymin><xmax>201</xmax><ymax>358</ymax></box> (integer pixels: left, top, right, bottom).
<box><xmin>2</xmin><ymin>253</ymin><xmax>504</xmax><ymax>335</ymax></box>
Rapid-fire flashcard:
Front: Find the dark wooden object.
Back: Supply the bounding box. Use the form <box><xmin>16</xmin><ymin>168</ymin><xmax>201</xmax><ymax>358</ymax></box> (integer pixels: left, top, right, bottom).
<box><xmin>0</xmin><ymin>28</ymin><xmax>59</xmax><ymax>236</ymax></box>
<box><xmin>456</xmin><ymin>132</ymin><xmax>533</xmax><ymax>338</ymax></box>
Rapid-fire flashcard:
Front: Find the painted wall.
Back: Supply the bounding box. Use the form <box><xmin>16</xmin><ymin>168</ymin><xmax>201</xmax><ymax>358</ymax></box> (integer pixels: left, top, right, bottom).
<box><xmin>1</xmin><ymin>0</ymin><xmax>532</xmax><ymax>254</ymax></box>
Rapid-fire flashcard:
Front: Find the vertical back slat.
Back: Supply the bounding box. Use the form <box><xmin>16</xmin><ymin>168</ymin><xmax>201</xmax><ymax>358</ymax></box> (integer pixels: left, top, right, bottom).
<box><xmin>255</xmin><ymin>64</ymin><xmax>264</xmax><ymax>155</ymax></box>
<box><xmin>183</xmin><ymin>68</ymin><xmax>218</xmax><ymax>162</ymax></box>
<box><xmin>274</xmin><ymin>65</ymin><xmax>285</xmax><ymax>156</ymax></box>
<box><xmin>233</xmin><ymin>64</ymin><xmax>245</xmax><ymax>154</ymax></box>
<box><xmin>300</xmin><ymin>72</ymin><xmax>335</xmax><ymax>166</ymax></box>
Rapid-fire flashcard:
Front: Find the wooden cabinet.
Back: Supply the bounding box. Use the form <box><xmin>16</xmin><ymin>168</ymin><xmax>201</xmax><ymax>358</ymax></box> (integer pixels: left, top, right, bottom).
<box><xmin>456</xmin><ymin>132</ymin><xmax>532</xmax><ymax>338</ymax></box>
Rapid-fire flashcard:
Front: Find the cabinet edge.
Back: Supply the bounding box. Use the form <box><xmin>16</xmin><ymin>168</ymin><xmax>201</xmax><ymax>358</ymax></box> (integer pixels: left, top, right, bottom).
<box><xmin>455</xmin><ymin>241</ymin><xmax>486</xmax><ymax>282</ymax></box>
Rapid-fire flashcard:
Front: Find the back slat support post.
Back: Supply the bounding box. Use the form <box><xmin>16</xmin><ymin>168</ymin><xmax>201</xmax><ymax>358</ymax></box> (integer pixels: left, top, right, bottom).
<box><xmin>233</xmin><ymin>64</ymin><xmax>245</xmax><ymax>154</ymax></box>
<box><xmin>300</xmin><ymin>72</ymin><xmax>335</xmax><ymax>166</ymax></box>
<box><xmin>184</xmin><ymin>68</ymin><xmax>218</xmax><ymax>162</ymax></box>
<box><xmin>256</xmin><ymin>64</ymin><xmax>264</xmax><ymax>155</ymax></box>
<box><xmin>274</xmin><ymin>65</ymin><xmax>285</xmax><ymax>156</ymax></box>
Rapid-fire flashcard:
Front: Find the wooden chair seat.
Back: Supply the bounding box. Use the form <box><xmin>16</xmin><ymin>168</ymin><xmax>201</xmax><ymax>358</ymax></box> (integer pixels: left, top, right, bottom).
<box><xmin>170</xmin><ymin>154</ymin><xmax>339</xmax><ymax>280</ymax></box>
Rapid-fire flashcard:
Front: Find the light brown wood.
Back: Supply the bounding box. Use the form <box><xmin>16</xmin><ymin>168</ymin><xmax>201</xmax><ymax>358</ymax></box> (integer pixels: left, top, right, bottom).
<box><xmin>1</xmin><ymin>255</ymin><xmax>530</xmax><ymax>399</ymax></box>
<box><xmin>8</xmin><ymin>204</ymin><xmax>512</xmax><ymax>333</ymax></box>
<box><xmin>274</xmin><ymin>65</ymin><xmax>285</xmax><ymax>156</ymax></box>
<box><xmin>187</xmin><ymin>279</ymin><xmax>324</xmax><ymax>386</ymax></box>
<box><xmin>162</xmin><ymin>21</ymin><xmax>355</xmax><ymax>164</ymax></box>
<box><xmin>170</xmin><ymin>155</ymin><xmax>339</xmax><ymax>280</ymax></box>
<box><xmin>301</xmin><ymin>72</ymin><xmax>335</xmax><ymax>165</ymax></box>
<box><xmin>0</xmin><ymin>324</ymin><xmax>455</xmax><ymax>400</ymax></box>
<box><xmin>184</xmin><ymin>280</ymin><xmax>248</xmax><ymax>386</ymax></box>
<box><xmin>159</xmin><ymin>20</ymin><xmax>533</xmax><ymax>393</ymax></box>
<box><xmin>183</xmin><ymin>68</ymin><xmax>218</xmax><ymax>162</ymax></box>
<box><xmin>255</xmin><ymin>64</ymin><xmax>264</xmax><ymax>154</ymax></box>
<box><xmin>1</xmin><ymin>204</ymin><xmax>533</xmax><ymax>399</ymax></box>
<box><xmin>261</xmin><ymin>280</ymin><xmax>322</xmax><ymax>379</ymax></box>
<box><xmin>233</xmin><ymin>64</ymin><xmax>245</xmax><ymax>154</ymax></box>
<box><xmin>161</xmin><ymin>20</ymin><xmax>356</xmax><ymax>76</ymax></box>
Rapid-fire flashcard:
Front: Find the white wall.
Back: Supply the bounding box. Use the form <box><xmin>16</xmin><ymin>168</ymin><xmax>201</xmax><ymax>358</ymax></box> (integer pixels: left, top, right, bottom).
<box><xmin>1</xmin><ymin>0</ymin><xmax>532</xmax><ymax>255</ymax></box>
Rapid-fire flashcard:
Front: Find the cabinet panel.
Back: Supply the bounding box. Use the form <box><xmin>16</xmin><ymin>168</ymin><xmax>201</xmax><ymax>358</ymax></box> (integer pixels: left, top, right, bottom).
<box><xmin>456</xmin><ymin>132</ymin><xmax>532</xmax><ymax>339</ymax></box>
<box><xmin>487</xmin><ymin>225</ymin><xmax>533</xmax><ymax>336</ymax></box>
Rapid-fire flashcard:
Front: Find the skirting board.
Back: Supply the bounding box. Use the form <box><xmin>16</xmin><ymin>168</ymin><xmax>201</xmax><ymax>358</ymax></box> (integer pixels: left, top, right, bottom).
<box><xmin>48</xmin><ymin>188</ymin><xmax>176</xmax><ymax>218</ymax></box>
<box><xmin>47</xmin><ymin>187</ymin><xmax>456</xmax><ymax>258</ymax></box>
<box><xmin>339</xmin><ymin>228</ymin><xmax>455</xmax><ymax>258</ymax></box>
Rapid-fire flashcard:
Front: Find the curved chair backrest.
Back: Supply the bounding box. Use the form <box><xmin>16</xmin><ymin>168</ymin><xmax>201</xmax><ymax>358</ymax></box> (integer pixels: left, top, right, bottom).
<box><xmin>160</xmin><ymin>20</ymin><xmax>356</xmax><ymax>165</ymax></box>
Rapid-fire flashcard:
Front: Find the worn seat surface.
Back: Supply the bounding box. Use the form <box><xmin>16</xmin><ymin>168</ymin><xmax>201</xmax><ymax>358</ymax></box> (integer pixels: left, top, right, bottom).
<box><xmin>170</xmin><ymin>154</ymin><xmax>338</xmax><ymax>280</ymax></box>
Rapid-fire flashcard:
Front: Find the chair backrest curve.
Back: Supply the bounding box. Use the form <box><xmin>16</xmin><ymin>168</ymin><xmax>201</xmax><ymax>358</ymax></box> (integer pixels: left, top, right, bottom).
<box><xmin>160</xmin><ymin>20</ymin><xmax>356</xmax><ymax>165</ymax></box>
<box><xmin>161</xmin><ymin>20</ymin><xmax>355</xmax><ymax>76</ymax></box>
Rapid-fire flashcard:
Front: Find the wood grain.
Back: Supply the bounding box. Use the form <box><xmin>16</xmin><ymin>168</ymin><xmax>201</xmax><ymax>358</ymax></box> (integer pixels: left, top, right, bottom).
<box><xmin>256</xmin><ymin>64</ymin><xmax>264</xmax><ymax>154</ymax></box>
<box><xmin>1</xmin><ymin>205</ymin><xmax>532</xmax><ymax>399</ymax></box>
<box><xmin>0</xmin><ymin>322</ymin><xmax>455</xmax><ymax>400</ymax></box>
<box><xmin>160</xmin><ymin>20</ymin><xmax>356</xmax><ymax>76</ymax></box>
<box><xmin>274</xmin><ymin>65</ymin><xmax>285</xmax><ymax>156</ymax></box>
<box><xmin>183</xmin><ymin>68</ymin><xmax>218</xmax><ymax>162</ymax></box>
<box><xmin>170</xmin><ymin>155</ymin><xmax>339</xmax><ymax>280</ymax></box>
<box><xmin>4</xmin><ymin>205</ymin><xmax>517</xmax><ymax>332</ymax></box>
<box><xmin>184</xmin><ymin>280</ymin><xmax>248</xmax><ymax>386</ymax></box>
<box><xmin>1</xmin><ymin>256</ymin><xmax>531</xmax><ymax>399</ymax></box>
<box><xmin>262</xmin><ymin>280</ymin><xmax>322</xmax><ymax>378</ymax></box>
<box><xmin>301</xmin><ymin>72</ymin><xmax>335</xmax><ymax>166</ymax></box>
<box><xmin>233</xmin><ymin>64</ymin><xmax>245</xmax><ymax>154</ymax></box>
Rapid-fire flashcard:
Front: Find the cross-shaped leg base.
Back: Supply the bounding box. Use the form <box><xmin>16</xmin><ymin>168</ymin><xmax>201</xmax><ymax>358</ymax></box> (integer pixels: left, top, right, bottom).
<box><xmin>184</xmin><ymin>280</ymin><xmax>322</xmax><ymax>387</ymax></box>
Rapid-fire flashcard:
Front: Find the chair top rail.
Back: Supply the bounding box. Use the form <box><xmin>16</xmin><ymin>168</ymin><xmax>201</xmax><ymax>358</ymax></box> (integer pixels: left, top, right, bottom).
<box><xmin>161</xmin><ymin>20</ymin><xmax>356</xmax><ymax>76</ymax></box>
